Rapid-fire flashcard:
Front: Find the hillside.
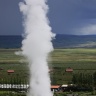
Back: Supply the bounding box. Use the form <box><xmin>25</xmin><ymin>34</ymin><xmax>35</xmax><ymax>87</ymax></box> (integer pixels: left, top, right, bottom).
<box><xmin>0</xmin><ymin>35</ymin><xmax>96</xmax><ymax>48</ymax></box>
<box><xmin>53</xmin><ymin>34</ymin><xmax>96</xmax><ymax>48</ymax></box>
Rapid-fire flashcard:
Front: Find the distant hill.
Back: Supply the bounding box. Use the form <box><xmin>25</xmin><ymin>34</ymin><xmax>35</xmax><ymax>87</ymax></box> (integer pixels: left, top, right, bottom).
<box><xmin>0</xmin><ymin>34</ymin><xmax>96</xmax><ymax>48</ymax></box>
<box><xmin>0</xmin><ymin>35</ymin><xmax>22</xmax><ymax>48</ymax></box>
<box><xmin>53</xmin><ymin>34</ymin><xmax>96</xmax><ymax>48</ymax></box>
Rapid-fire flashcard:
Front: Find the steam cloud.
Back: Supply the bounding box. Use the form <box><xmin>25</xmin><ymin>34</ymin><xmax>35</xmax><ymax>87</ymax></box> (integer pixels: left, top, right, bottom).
<box><xmin>19</xmin><ymin>0</ymin><xmax>55</xmax><ymax>96</ymax></box>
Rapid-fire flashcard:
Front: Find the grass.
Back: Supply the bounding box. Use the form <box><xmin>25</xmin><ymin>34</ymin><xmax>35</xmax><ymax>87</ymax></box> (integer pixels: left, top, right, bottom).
<box><xmin>0</xmin><ymin>48</ymin><xmax>96</xmax><ymax>84</ymax></box>
<box><xmin>0</xmin><ymin>49</ymin><xmax>28</xmax><ymax>83</ymax></box>
<box><xmin>0</xmin><ymin>48</ymin><xmax>96</xmax><ymax>95</ymax></box>
<box><xmin>0</xmin><ymin>91</ymin><xmax>26</xmax><ymax>96</ymax></box>
<box><xmin>51</xmin><ymin>49</ymin><xmax>96</xmax><ymax>62</ymax></box>
<box><xmin>0</xmin><ymin>49</ymin><xmax>22</xmax><ymax>64</ymax></box>
<box><xmin>51</xmin><ymin>49</ymin><xmax>96</xmax><ymax>84</ymax></box>
<box><xmin>54</xmin><ymin>91</ymin><xmax>96</xmax><ymax>96</ymax></box>
<box><xmin>51</xmin><ymin>49</ymin><xmax>96</xmax><ymax>69</ymax></box>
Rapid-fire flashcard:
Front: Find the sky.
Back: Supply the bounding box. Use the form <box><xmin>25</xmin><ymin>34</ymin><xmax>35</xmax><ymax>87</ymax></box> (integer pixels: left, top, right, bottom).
<box><xmin>0</xmin><ymin>0</ymin><xmax>96</xmax><ymax>35</ymax></box>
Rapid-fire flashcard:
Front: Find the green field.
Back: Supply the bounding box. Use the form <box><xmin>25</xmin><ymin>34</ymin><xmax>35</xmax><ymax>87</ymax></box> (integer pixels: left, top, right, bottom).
<box><xmin>0</xmin><ymin>48</ymin><xmax>96</xmax><ymax>84</ymax></box>
<box><xmin>0</xmin><ymin>49</ymin><xmax>28</xmax><ymax>84</ymax></box>
<box><xmin>51</xmin><ymin>49</ymin><xmax>96</xmax><ymax>84</ymax></box>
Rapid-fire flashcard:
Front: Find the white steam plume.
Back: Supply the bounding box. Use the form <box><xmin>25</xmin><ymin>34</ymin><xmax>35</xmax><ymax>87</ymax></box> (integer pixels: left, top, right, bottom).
<box><xmin>19</xmin><ymin>0</ymin><xmax>55</xmax><ymax>96</ymax></box>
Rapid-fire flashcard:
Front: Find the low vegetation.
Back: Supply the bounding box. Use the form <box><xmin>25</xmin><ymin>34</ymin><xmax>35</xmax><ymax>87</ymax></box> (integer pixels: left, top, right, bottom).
<box><xmin>50</xmin><ymin>49</ymin><xmax>96</xmax><ymax>85</ymax></box>
<box><xmin>0</xmin><ymin>48</ymin><xmax>96</xmax><ymax>95</ymax></box>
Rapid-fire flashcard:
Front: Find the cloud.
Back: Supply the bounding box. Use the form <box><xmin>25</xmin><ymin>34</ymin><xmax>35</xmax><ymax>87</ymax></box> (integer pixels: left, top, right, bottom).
<box><xmin>71</xmin><ymin>23</ymin><xmax>96</xmax><ymax>35</ymax></box>
<box><xmin>48</xmin><ymin>0</ymin><xmax>96</xmax><ymax>35</ymax></box>
<box><xmin>0</xmin><ymin>0</ymin><xmax>96</xmax><ymax>35</ymax></box>
<box><xmin>76</xmin><ymin>24</ymin><xmax>96</xmax><ymax>35</ymax></box>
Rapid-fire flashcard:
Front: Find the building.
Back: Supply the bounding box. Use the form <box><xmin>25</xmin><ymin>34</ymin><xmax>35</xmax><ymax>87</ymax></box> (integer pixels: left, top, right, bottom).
<box><xmin>61</xmin><ymin>84</ymin><xmax>68</xmax><ymax>91</ymax></box>
<box><xmin>51</xmin><ymin>85</ymin><xmax>60</xmax><ymax>92</ymax></box>
<box><xmin>65</xmin><ymin>67</ymin><xmax>73</xmax><ymax>72</ymax></box>
<box><xmin>7</xmin><ymin>70</ymin><xmax>14</xmax><ymax>74</ymax></box>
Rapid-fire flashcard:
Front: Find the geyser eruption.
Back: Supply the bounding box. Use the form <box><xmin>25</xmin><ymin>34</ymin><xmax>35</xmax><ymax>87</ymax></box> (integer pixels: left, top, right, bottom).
<box><xmin>19</xmin><ymin>0</ymin><xmax>55</xmax><ymax>96</ymax></box>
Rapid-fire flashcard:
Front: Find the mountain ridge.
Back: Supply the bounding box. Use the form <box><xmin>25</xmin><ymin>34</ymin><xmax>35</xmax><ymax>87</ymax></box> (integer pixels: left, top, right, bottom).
<box><xmin>53</xmin><ymin>34</ymin><xmax>96</xmax><ymax>48</ymax></box>
<box><xmin>0</xmin><ymin>34</ymin><xmax>96</xmax><ymax>48</ymax></box>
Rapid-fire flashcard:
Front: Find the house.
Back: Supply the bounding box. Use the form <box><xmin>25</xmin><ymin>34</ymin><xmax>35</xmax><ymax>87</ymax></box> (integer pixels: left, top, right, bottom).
<box><xmin>65</xmin><ymin>67</ymin><xmax>73</xmax><ymax>72</ymax></box>
<box><xmin>7</xmin><ymin>70</ymin><xmax>14</xmax><ymax>74</ymax></box>
<box><xmin>51</xmin><ymin>85</ymin><xmax>60</xmax><ymax>92</ymax></box>
<box><xmin>61</xmin><ymin>84</ymin><xmax>68</xmax><ymax>91</ymax></box>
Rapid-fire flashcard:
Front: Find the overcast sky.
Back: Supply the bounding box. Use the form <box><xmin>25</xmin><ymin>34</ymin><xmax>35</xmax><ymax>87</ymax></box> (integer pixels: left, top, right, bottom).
<box><xmin>0</xmin><ymin>0</ymin><xmax>96</xmax><ymax>35</ymax></box>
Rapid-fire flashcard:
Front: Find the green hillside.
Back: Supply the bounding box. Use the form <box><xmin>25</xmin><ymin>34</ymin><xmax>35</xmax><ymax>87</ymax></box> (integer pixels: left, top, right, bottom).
<box><xmin>53</xmin><ymin>34</ymin><xmax>96</xmax><ymax>48</ymax></box>
<box><xmin>0</xmin><ymin>48</ymin><xmax>96</xmax><ymax>85</ymax></box>
<box><xmin>50</xmin><ymin>49</ymin><xmax>96</xmax><ymax>84</ymax></box>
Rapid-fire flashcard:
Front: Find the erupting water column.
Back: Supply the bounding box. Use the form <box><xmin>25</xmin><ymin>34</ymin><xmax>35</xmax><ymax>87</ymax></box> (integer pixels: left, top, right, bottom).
<box><xmin>19</xmin><ymin>0</ymin><xmax>55</xmax><ymax>96</ymax></box>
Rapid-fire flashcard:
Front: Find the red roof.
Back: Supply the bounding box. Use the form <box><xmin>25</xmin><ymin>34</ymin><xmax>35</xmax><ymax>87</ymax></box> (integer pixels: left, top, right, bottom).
<box><xmin>7</xmin><ymin>70</ymin><xmax>14</xmax><ymax>73</ymax></box>
<box><xmin>51</xmin><ymin>85</ymin><xmax>60</xmax><ymax>89</ymax></box>
<box><xmin>65</xmin><ymin>68</ymin><xmax>73</xmax><ymax>72</ymax></box>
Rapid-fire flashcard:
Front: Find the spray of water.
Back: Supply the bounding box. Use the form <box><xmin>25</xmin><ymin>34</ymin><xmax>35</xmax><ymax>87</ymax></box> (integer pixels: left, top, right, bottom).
<box><xmin>19</xmin><ymin>0</ymin><xmax>55</xmax><ymax>96</ymax></box>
